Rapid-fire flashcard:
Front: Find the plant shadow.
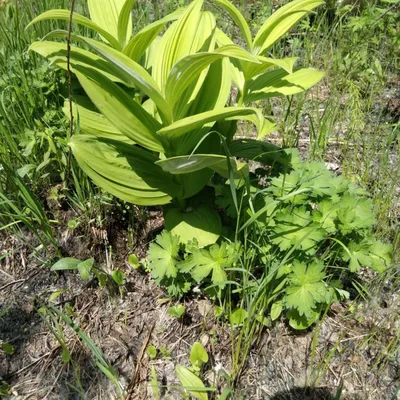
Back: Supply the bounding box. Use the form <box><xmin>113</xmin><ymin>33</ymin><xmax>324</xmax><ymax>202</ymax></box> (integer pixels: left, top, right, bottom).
<box><xmin>270</xmin><ymin>386</ymin><xmax>336</xmax><ymax>400</ymax></box>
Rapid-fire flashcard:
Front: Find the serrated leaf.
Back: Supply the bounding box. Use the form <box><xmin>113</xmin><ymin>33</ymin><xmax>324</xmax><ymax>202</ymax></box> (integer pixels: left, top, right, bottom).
<box><xmin>287</xmin><ymin>308</ymin><xmax>320</xmax><ymax>330</ymax></box>
<box><xmin>189</xmin><ymin>242</ymin><xmax>237</xmax><ymax>286</ymax></box>
<box><xmin>285</xmin><ymin>261</ymin><xmax>328</xmax><ymax>318</ymax></box>
<box><xmin>337</xmin><ymin>195</ymin><xmax>375</xmax><ymax>234</ymax></box>
<box><xmin>148</xmin><ymin>231</ymin><xmax>181</xmax><ymax>280</ymax></box>
<box><xmin>272</xmin><ymin>207</ymin><xmax>325</xmax><ymax>254</ymax></box>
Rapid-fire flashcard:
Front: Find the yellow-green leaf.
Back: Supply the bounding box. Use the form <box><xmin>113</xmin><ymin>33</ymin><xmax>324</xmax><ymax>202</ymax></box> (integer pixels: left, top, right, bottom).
<box><xmin>123</xmin><ymin>9</ymin><xmax>183</xmax><ymax>62</ymax></box>
<box><xmin>117</xmin><ymin>0</ymin><xmax>135</xmax><ymax>47</ymax></box>
<box><xmin>253</xmin><ymin>0</ymin><xmax>324</xmax><ymax>55</ymax></box>
<box><xmin>29</xmin><ymin>41</ymin><xmax>124</xmax><ymax>84</ymax></box>
<box><xmin>27</xmin><ymin>10</ymin><xmax>120</xmax><ymax>49</ymax></box>
<box><xmin>152</xmin><ymin>0</ymin><xmax>205</xmax><ymax>90</ymax></box>
<box><xmin>69</xmin><ymin>135</ymin><xmax>181</xmax><ymax>205</ymax></box>
<box><xmin>246</xmin><ymin>68</ymin><xmax>325</xmax><ymax>102</ymax></box>
<box><xmin>63</xmin><ymin>97</ymin><xmax>134</xmax><ymax>143</ymax></box>
<box><xmin>74</xmin><ymin>66</ymin><xmax>164</xmax><ymax>152</ymax></box>
<box><xmin>88</xmin><ymin>0</ymin><xmax>131</xmax><ymax>44</ymax></box>
<box><xmin>213</xmin><ymin>0</ymin><xmax>253</xmax><ymax>50</ymax></box>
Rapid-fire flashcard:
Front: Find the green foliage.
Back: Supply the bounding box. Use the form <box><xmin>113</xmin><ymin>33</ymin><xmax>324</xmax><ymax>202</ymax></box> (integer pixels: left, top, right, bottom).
<box><xmin>28</xmin><ymin>0</ymin><xmax>324</xmax><ymax>246</ymax></box>
<box><xmin>189</xmin><ymin>342</ymin><xmax>208</xmax><ymax>370</ymax></box>
<box><xmin>168</xmin><ymin>304</ymin><xmax>186</xmax><ymax>319</ymax></box>
<box><xmin>147</xmin><ymin>345</ymin><xmax>158</xmax><ymax>359</ymax></box>
<box><xmin>235</xmin><ymin>153</ymin><xmax>393</xmax><ymax>329</ymax></box>
<box><xmin>147</xmin><ymin>232</ymin><xmax>240</xmax><ymax>297</ymax></box>
<box><xmin>148</xmin><ymin>152</ymin><xmax>393</xmax><ymax>329</ymax></box>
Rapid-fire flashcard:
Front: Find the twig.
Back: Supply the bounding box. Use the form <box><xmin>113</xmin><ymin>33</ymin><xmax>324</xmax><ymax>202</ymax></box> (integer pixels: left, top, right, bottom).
<box><xmin>372</xmin><ymin>2</ymin><xmax>399</xmax><ymax>26</ymax></box>
<box><xmin>0</xmin><ymin>278</ymin><xmax>25</xmax><ymax>291</ymax></box>
<box><xmin>126</xmin><ymin>322</ymin><xmax>156</xmax><ymax>400</ymax></box>
<box><xmin>65</xmin><ymin>0</ymin><xmax>76</xmax><ymax>185</ymax></box>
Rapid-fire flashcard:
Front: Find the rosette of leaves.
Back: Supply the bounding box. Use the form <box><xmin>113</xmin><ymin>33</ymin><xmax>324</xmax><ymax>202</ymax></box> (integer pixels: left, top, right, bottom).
<box><xmin>28</xmin><ymin>0</ymin><xmax>324</xmax><ymax>247</ymax></box>
<box><xmin>247</xmin><ymin>155</ymin><xmax>393</xmax><ymax>273</ymax></box>
<box><xmin>271</xmin><ymin>260</ymin><xmax>346</xmax><ymax>329</ymax></box>
<box><xmin>147</xmin><ymin>231</ymin><xmax>239</xmax><ymax>297</ymax></box>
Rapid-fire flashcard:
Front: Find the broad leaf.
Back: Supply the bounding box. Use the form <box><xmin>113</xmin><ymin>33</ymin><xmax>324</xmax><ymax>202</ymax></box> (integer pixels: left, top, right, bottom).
<box><xmin>80</xmin><ymin>38</ymin><xmax>173</xmax><ymax>125</ymax></box>
<box><xmin>176</xmin><ymin>365</ymin><xmax>209</xmax><ymax>400</ymax></box>
<box><xmin>27</xmin><ymin>10</ymin><xmax>120</xmax><ymax>49</ymax></box>
<box><xmin>213</xmin><ymin>0</ymin><xmax>253</xmax><ymax>50</ymax></box>
<box><xmin>69</xmin><ymin>135</ymin><xmax>181</xmax><ymax>205</ymax></box>
<box><xmin>123</xmin><ymin>9</ymin><xmax>183</xmax><ymax>61</ymax></box>
<box><xmin>63</xmin><ymin>97</ymin><xmax>134</xmax><ymax>143</ymax></box>
<box><xmin>253</xmin><ymin>0</ymin><xmax>324</xmax><ymax>55</ymax></box>
<box><xmin>88</xmin><ymin>0</ymin><xmax>131</xmax><ymax>44</ymax></box>
<box><xmin>246</xmin><ymin>68</ymin><xmax>325</xmax><ymax>102</ymax></box>
<box><xmin>166</xmin><ymin>45</ymin><xmax>259</xmax><ymax>118</ymax></box>
<box><xmin>29</xmin><ymin>41</ymin><xmax>124</xmax><ymax>84</ymax></box>
<box><xmin>51</xmin><ymin>258</ymin><xmax>81</xmax><ymax>271</ymax></box>
<box><xmin>164</xmin><ymin>205</ymin><xmax>221</xmax><ymax>247</ymax></box>
<box><xmin>228</xmin><ymin>139</ymin><xmax>291</xmax><ymax>167</ymax></box>
<box><xmin>156</xmin><ymin>154</ymin><xmax>246</xmax><ymax>179</ymax></box>
<box><xmin>152</xmin><ymin>0</ymin><xmax>206</xmax><ymax>90</ymax></box>
<box><xmin>158</xmin><ymin>107</ymin><xmax>264</xmax><ymax>154</ymax></box>
<box><xmin>190</xmin><ymin>342</ymin><xmax>208</xmax><ymax>369</ymax></box>
<box><xmin>117</xmin><ymin>0</ymin><xmax>135</xmax><ymax>47</ymax></box>
<box><xmin>74</xmin><ymin>66</ymin><xmax>164</xmax><ymax>152</ymax></box>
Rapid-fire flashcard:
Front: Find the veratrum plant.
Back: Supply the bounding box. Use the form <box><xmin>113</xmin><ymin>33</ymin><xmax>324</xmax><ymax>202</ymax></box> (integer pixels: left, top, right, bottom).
<box><xmin>28</xmin><ymin>0</ymin><xmax>324</xmax><ymax>246</ymax></box>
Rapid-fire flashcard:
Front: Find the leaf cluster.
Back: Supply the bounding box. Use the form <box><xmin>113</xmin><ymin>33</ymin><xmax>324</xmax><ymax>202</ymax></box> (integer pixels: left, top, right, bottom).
<box><xmin>147</xmin><ymin>231</ymin><xmax>239</xmax><ymax>297</ymax></box>
<box><xmin>216</xmin><ymin>152</ymin><xmax>393</xmax><ymax>328</ymax></box>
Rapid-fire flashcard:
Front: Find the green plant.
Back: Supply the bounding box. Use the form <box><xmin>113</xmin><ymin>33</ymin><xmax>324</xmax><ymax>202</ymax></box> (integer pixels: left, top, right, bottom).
<box><xmin>147</xmin><ymin>230</ymin><xmax>240</xmax><ymax>297</ymax></box>
<box><xmin>176</xmin><ymin>341</ymin><xmax>213</xmax><ymax>400</ymax></box>
<box><xmin>237</xmin><ymin>152</ymin><xmax>392</xmax><ymax>326</ymax></box>
<box><xmin>51</xmin><ymin>256</ymin><xmax>126</xmax><ymax>287</ymax></box>
<box><xmin>168</xmin><ymin>304</ymin><xmax>186</xmax><ymax>318</ymax></box>
<box><xmin>28</xmin><ymin>0</ymin><xmax>324</xmax><ymax>247</ymax></box>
